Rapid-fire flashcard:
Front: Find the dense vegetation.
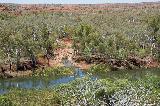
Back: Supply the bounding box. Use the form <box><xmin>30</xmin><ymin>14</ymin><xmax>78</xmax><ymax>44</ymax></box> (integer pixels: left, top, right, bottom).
<box><xmin>33</xmin><ymin>66</ymin><xmax>74</xmax><ymax>77</ymax></box>
<box><xmin>0</xmin><ymin>4</ymin><xmax>160</xmax><ymax>106</ymax></box>
<box><xmin>0</xmin><ymin>7</ymin><xmax>160</xmax><ymax>71</ymax></box>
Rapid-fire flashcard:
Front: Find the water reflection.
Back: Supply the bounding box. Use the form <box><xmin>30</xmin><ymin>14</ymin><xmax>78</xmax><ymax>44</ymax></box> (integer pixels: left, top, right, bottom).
<box><xmin>0</xmin><ymin>67</ymin><xmax>85</xmax><ymax>94</ymax></box>
<box><xmin>0</xmin><ymin>89</ymin><xmax>7</xmax><ymax>95</ymax></box>
<box><xmin>0</xmin><ymin>59</ymin><xmax>159</xmax><ymax>95</ymax></box>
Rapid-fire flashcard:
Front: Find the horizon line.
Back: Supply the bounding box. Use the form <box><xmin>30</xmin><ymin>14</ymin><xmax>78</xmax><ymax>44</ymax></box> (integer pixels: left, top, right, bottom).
<box><xmin>0</xmin><ymin>1</ymin><xmax>159</xmax><ymax>5</ymax></box>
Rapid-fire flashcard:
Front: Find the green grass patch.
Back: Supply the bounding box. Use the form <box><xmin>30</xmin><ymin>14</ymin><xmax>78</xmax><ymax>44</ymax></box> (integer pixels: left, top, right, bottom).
<box><xmin>0</xmin><ymin>89</ymin><xmax>61</xmax><ymax>106</ymax></box>
<box><xmin>33</xmin><ymin>67</ymin><xmax>74</xmax><ymax>77</ymax></box>
<box><xmin>88</xmin><ymin>64</ymin><xmax>111</xmax><ymax>74</ymax></box>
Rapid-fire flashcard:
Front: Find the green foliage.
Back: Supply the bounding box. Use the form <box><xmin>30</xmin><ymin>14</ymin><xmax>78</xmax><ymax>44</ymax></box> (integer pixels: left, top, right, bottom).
<box><xmin>73</xmin><ymin>24</ymin><xmax>100</xmax><ymax>55</ymax></box>
<box><xmin>0</xmin><ymin>96</ymin><xmax>13</xmax><ymax>106</ymax></box>
<box><xmin>97</xmin><ymin>79</ymin><xmax>129</xmax><ymax>95</ymax></box>
<box><xmin>0</xmin><ymin>14</ymin><xmax>57</xmax><ymax>69</ymax></box>
<box><xmin>0</xmin><ymin>12</ymin><xmax>15</xmax><ymax>20</ymax></box>
<box><xmin>104</xmin><ymin>34</ymin><xmax>132</xmax><ymax>59</ymax></box>
<box><xmin>54</xmin><ymin>75</ymin><xmax>160</xmax><ymax>105</ymax></box>
<box><xmin>1</xmin><ymin>89</ymin><xmax>60</xmax><ymax>106</ymax></box>
<box><xmin>0</xmin><ymin>6</ymin><xmax>160</xmax><ymax>106</ymax></box>
<box><xmin>33</xmin><ymin>67</ymin><xmax>74</xmax><ymax>77</ymax></box>
<box><xmin>89</xmin><ymin>64</ymin><xmax>111</xmax><ymax>74</ymax></box>
<box><xmin>73</xmin><ymin>22</ymin><xmax>150</xmax><ymax>61</ymax></box>
<box><xmin>148</xmin><ymin>15</ymin><xmax>160</xmax><ymax>34</ymax></box>
<box><xmin>1</xmin><ymin>8</ymin><xmax>160</xmax><ymax>67</ymax></box>
<box><xmin>147</xmin><ymin>15</ymin><xmax>160</xmax><ymax>58</ymax></box>
<box><xmin>138</xmin><ymin>48</ymin><xmax>147</xmax><ymax>58</ymax></box>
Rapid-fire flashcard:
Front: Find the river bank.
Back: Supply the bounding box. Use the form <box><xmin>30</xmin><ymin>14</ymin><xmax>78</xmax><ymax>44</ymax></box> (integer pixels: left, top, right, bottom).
<box><xmin>0</xmin><ymin>38</ymin><xmax>160</xmax><ymax>79</ymax></box>
<box><xmin>0</xmin><ymin>70</ymin><xmax>160</xmax><ymax>106</ymax></box>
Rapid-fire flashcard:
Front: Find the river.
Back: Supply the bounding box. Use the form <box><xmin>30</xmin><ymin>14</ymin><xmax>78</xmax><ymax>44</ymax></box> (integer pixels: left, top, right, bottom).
<box><xmin>0</xmin><ymin>59</ymin><xmax>160</xmax><ymax>95</ymax></box>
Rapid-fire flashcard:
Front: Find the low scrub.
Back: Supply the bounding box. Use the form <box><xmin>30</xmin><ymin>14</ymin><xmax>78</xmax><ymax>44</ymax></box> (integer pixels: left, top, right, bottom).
<box><xmin>0</xmin><ymin>89</ymin><xmax>60</xmax><ymax>106</ymax></box>
<box><xmin>33</xmin><ymin>67</ymin><xmax>74</xmax><ymax>77</ymax></box>
<box><xmin>88</xmin><ymin>64</ymin><xmax>111</xmax><ymax>74</ymax></box>
<box><xmin>54</xmin><ymin>75</ymin><xmax>160</xmax><ymax>105</ymax></box>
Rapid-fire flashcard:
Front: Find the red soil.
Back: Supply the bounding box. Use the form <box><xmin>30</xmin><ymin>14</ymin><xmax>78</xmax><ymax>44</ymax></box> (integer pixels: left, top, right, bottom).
<box><xmin>49</xmin><ymin>38</ymin><xmax>93</xmax><ymax>70</ymax></box>
<box><xmin>1</xmin><ymin>2</ymin><xmax>160</xmax><ymax>14</ymax></box>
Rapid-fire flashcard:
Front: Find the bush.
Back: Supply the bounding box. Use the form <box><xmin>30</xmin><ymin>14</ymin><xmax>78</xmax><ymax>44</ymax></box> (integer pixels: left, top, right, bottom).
<box><xmin>0</xmin><ymin>96</ymin><xmax>13</xmax><ymax>106</ymax></box>
<box><xmin>3</xmin><ymin>89</ymin><xmax>61</xmax><ymax>106</ymax></box>
<box><xmin>33</xmin><ymin>67</ymin><xmax>74</xmax><ymax>77</ymax></box>
<box><xmin>61</xmin><ymin>75</ymin><xmax>159</xmax><ymax>105</ymax></box>
<box><xmin>89</xmin><ymin>64</ymin><xmax>111</xmax><ymax>74</ymax></box>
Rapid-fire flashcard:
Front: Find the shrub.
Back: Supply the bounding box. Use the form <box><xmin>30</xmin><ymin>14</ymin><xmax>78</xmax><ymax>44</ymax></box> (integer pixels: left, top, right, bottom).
<box><xmin>3</xmin><ymin>89</ymin><xmax>61</xmax><ymax>106</ymax></box>
<box><xmin>89</xmin><ymin>64</ymin><xmax>111</xmax><ymax>74</ymax></box>
<box><xmin>0</xmin><ymin>96</ymin><xmax>13</xmax><ymax>106</ymax></box>
<box><xmin>33</xmin><ymin>67</ymin><xmax>74</xmax><ymax>77</ymax></box>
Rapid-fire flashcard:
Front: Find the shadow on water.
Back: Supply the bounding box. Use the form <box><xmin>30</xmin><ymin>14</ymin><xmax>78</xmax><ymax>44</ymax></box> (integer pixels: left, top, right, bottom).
<box><xmin>0</xmin><ymin>59</ymin><xmax>86</xmax><ymax>94</ymax></box>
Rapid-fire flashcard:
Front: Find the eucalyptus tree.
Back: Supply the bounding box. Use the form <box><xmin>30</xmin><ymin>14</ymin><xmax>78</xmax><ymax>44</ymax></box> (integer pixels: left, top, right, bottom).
<box><xmin>74</xmin><ymin>24</ymin><xmax>96</xmax><ymax>54</ymax></box>
<box><xmin>73</xmin><ymin>24</ymin><xmax>105</xmax><ymax>63</ymax></box>
<box><xmin>147</xmin><ymin>15</ymin><xmax>160</xmax><ymax>59</ymax></box>
<box><xmin>0</xmin><ymin>21</ymin><xmax>16</xmax><ymax>70</ymax></box>
<box><xmin>17</xmin><ymin>25</ymin><xmax>38</xmax><ymax>68</ymax></box>
<box><xmin>39</xmin><ymin>23</ymin><xmax>56</xmax><ymax>66</ymax></box>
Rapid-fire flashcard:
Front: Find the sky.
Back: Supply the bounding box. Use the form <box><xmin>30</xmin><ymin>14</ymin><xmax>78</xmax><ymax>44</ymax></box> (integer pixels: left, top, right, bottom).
<box><xmin>0</xmin><ymin>0</ymin><xmax>159</xmax><ymax>4</ymax></box>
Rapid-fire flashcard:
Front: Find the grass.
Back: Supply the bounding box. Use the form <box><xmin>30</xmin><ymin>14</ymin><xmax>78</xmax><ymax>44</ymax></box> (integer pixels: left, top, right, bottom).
<box><xmin>33</xmin><ymin>66</ymin><xmax>74</xmax><ymax>77</ymax></box>
<box><xmin>88</xmin><ymin>64</ymin><xmax>111</xmax><ymax>74</ymax></box>
<box><xmin>0</xmin><ymin>89</ymin><xmax>61</xmax><ymax>106</ymax></box>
